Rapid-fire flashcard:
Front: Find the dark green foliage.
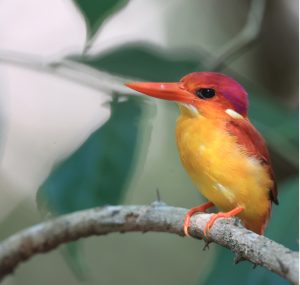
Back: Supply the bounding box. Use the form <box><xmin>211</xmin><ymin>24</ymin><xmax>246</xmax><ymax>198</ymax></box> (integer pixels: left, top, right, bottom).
<box><xmin>73</xmin><ymin>0</ymin><xmax>129</xmax><ymax>41</ymax></box>
<box><xmin>73</xmin><ymin>44</ymin><xmax>200</xmax><ymax>81</ymax></box>
<box><xmin>37</xmin><ymin>96</ymin><xmax>142</xmax><ymax>215</ymax></box>
<box><xmin>37</xmin><ymin>96</ymin><xmax>144</xmax><ymax>278</ymax></box>
<box><xmin>267</xmin><ymin>177</ymin><xmax>299</xmax><ymax>251</ymax></box>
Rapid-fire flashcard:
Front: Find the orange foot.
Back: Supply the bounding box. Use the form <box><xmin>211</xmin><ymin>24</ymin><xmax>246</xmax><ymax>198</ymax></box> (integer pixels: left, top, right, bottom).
<box><xmin>203</xmin><ymin>206</ymin><xmax>244</xmax><ymax>236</ymax></box>
<box><xmin>184</xmin><ymin>202</ymin><xmax>214</xmax><ymax>236</ymax></box>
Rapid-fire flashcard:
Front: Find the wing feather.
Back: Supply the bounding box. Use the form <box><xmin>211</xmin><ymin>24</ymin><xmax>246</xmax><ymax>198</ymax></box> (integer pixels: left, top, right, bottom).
<box><xmin>226</xmin><ymin>118</ymin><xmax>278</xmax><ymax>205</ymax></box>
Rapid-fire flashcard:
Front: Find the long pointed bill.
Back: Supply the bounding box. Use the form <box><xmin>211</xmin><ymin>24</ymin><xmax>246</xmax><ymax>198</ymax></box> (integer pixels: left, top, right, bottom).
<box><xmin>126</xmin><ymin>82</ymin><xmax>194</xmax><ymax>104</ymax></box>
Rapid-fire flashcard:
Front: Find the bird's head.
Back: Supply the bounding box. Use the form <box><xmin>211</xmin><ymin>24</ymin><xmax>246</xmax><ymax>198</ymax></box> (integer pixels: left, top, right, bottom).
<box><xmin>126</xmin><ymin>72</ymin><xmax>248</xmax><ymax>119</ymax></box>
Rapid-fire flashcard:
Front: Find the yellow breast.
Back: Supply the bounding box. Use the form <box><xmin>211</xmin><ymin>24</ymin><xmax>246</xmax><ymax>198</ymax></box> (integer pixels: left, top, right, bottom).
<box><xmin>175</xmin><ymin>106</ymin><xmax>272</xmax><ymax>232</ymax></box>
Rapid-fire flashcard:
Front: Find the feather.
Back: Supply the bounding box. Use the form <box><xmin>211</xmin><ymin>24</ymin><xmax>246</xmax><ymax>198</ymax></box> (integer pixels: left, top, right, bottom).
<box><xmin>225</xmin><ymin>118</ymin><xmax>278</xmax><ymax>205</ymax></box>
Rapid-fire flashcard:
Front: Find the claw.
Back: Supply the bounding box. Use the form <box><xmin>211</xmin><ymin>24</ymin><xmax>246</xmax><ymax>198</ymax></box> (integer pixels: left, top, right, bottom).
<box><xmin>183</xmin><ymin>202</ymin><xmax>214</xmax><ymax>236</ymax></box>
<box><xmin>203</xmin><ymin>206</ymin><xmax>244</xmax><ymax>236</ymax></box>
<box><xmin>202</xmin><ymin>241</ymin><xmax>211</xmax><ymax>251</ymax></box>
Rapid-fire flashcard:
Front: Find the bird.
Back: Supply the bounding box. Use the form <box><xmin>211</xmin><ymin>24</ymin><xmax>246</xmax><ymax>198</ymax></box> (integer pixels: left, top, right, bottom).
<box><xmin>126</xmin><ymin>72</ymin><xmax>278</xmax><ymax>236</ymax></box>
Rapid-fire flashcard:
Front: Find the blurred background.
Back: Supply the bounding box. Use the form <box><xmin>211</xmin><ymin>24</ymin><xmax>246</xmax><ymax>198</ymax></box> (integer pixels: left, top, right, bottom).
<box><xmin>0</xmin><ymin>0</ymin><xmax>298</xmax><ymax>284</ymax></box>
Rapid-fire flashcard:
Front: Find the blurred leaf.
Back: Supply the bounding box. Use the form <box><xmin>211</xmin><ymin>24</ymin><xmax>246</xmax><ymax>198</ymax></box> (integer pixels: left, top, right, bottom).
<box><xmin>275</xmin><ymin>112</ymin><xmax>299</xmax><ymax>146</ymax></box>
<box><xmin>249</xmin><ymin>92</ymin><xmax>288</xmax><ymax>128</ymax></box>
<box><xmin>73</xmin><ymin>0</ymin><xmax>129</xmax><ymax>42</ymax></box>
<box><xmin>37</xmin><ymin>96</ymin><xmax>143</xmax><ymax>213</ymax></box>
<box><xmin>61</xmin><ymin>241</ymin><xmax>90</xmax><ymax>280</ymax></box>
<box><xmin>249</xmin><ymin>91</ymin><xmax>298</xmax><ymax>169</ymax></box>
<box><xmin>72</xmin><ymin>44</ymin><xmax>200</xmax><ymax>81</ymax></box>
<box><xmin>248</xmin><ymin>87</ymin><xmax>298</xmax><ymax>146</ymax></box>
<box><xmin>201</xmin><ymin>176</ymin><xmax>298</xmax><ymax>285</ymax></box>
<box><xmin>266</xmin><ymin>176</ymin><xmax>299</xmax><ymax>250</ymax></box>
<box><xmin>37</xmin><ymin>96</ymin><xmax>145</xmax><ymax>278</ymax></box>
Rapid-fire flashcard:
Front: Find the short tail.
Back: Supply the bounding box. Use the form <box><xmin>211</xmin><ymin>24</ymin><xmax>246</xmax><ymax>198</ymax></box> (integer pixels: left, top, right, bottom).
<box><xmin>243</xmin><ymin>201</ymin><xmax>272</xmax><ymax>235</ymax></box>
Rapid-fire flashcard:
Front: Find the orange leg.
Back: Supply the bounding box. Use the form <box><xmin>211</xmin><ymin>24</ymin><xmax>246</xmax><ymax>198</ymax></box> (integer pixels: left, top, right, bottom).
<box><xmin>184</xmin><ymin>202</ymin><xmax>214</xmax><ymax>236</ymax></box>
<box><xmin>203</xmin><ymin>206</ymin><xmax>244</xmax><ymax>236</ymax></box>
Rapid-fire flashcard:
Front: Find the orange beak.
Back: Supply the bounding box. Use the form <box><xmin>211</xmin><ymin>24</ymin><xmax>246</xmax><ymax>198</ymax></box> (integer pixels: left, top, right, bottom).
<box><xmin>126</xmin><ymin>82</ymin><xmax>195</xmax><ymax>104</ymax></box>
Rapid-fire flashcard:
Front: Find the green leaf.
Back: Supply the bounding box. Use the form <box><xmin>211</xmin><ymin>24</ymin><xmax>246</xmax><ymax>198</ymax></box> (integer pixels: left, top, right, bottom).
<box><xmin>37</xmin><ymin>96</ymin><xmax>146</xmax><ymax>278</ymax></box>
<box><xmin>72</xmin><ymin>44</ymin><xmax>200</xmax><ymax>81</ymax></box>
<box><xmin>266</xmin><ymin>177</ymin><xmax>299</xmax><ymax>250</ymax></box>
<box><xmin>37</xmin><ymin>96</ymin><xmax>143</xmax><ymax>214</ymax></box>
<box><xmin>73</xmin><ymin>0</ymin><xmax>129</xmax><ymax>42</ymax></box>
<box><xmin>249</xmin><ymin>92</ymin><xmax>298</xmax><ymax>168</ymax></box>
<box><xmin>201</xmin><ymin>176</ymin><xmax>298</xmax><ymax>285</ymax></box>
<box><xmin>61</xmin><ymin>241</ymin><xmax>90</xmax><ymax>281</ymax></box>
<box><xmin>248</xmin><ymin>86</ymin><xmax>298</xmax><ymax>144</ymax></box>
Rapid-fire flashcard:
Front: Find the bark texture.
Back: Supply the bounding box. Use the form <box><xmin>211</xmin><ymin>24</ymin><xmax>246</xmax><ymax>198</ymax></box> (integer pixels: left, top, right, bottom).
<box><xmin>0</xmin><ymin>204</ymin><xmax>298</xmax><ymax>284</ymax></box>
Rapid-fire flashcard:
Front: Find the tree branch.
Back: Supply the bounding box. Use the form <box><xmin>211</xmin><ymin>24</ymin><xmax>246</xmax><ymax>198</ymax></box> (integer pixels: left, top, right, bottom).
<box><xmin>0</xmin><ymin>204</ymin><xmax>298</xmax><ymax>284</ymax></box>
<box><xmin>0</xmin><ymin>49</ymin><xmax>132</xmax><ymax>94</ymax></box>
<box><xmin>204</xmin><ymin>0</ymin><xmax>267</xmax><ymax>70</ymax></box>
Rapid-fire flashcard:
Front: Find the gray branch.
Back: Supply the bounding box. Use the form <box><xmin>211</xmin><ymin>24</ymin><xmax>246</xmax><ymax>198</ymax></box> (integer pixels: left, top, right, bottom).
<box><xmin>0</xmin><ymin>49</ymin><xmax>133</xmax><ymax>94</ymax></box>
<box><xmin>205</xmin><ymin>0</ymin><xmax>267</xmax><ymax>70</ymax></box>
<box><xmin>0</xmin><ymin>204</ymin><xmax>298</xmax><ymax>284</ymax></box>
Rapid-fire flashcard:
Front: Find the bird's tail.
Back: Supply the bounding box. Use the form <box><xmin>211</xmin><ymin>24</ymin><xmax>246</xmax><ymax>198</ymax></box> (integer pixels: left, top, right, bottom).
<box><xmin>243</xmin><ymin>201</ymin><xmax>272</xmax><ymax>235</ymax></box>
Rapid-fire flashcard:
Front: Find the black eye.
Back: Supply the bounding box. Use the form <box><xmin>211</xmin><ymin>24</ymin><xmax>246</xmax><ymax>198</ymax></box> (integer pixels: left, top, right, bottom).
<box><xmin>195</xmin><ymin>88</ymin><xmax>215</xmax><ymax>99</ymax></box>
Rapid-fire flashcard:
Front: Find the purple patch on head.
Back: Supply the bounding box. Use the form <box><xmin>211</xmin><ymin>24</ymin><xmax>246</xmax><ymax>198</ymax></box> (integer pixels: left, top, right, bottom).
<box><xmin>221</xmin><ymin>81</ymin><xmax>249</xmax><ymax>116</ymax></box>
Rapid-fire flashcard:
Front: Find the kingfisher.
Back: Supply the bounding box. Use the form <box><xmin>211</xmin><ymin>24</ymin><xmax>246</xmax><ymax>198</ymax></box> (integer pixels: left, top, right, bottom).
<box><xmin>126</xmin><ymin>72</ymin><xmax>278</xmax><ymax>236</ymax></box>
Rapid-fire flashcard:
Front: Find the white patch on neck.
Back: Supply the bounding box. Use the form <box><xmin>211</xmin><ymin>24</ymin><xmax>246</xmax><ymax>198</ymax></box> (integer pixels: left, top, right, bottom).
<box><xmin>199</xmin><ymin>144</ymin><xmax>206</xmax><ymax>152</ymax></box>
<box><xmin>248</xmin><ymin>156</ymin><xmax>260</xmax><ymax>168</ymax></box>
<box><xmin>225</xmin><ymin>109</ymin><xmax>243</xmax><ymax>119</ymax></box>
<box><xmin>180</xmin><ymin>103</ymin><xmax>199</xmax><ymax>116</ymax></box>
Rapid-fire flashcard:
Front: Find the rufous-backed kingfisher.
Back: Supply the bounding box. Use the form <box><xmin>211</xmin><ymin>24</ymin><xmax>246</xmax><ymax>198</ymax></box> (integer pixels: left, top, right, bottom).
<box><xmin>126</xmin><ymin>72</ymin><xmax>278</xmax><ymax>235</ymax></box>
